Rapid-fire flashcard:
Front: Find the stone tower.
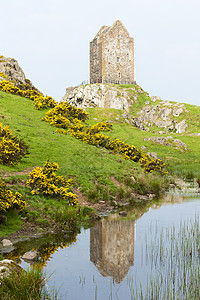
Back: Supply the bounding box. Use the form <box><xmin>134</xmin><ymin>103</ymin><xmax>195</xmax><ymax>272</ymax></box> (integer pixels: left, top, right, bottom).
<box><xmin>90</xmin><ymin>20</ymin><xmax>134</xmax><ymax>85</ymax></box>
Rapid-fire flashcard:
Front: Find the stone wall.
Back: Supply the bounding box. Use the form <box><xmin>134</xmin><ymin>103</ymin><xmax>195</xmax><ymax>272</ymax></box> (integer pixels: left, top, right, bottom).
<box><xmin>90</xmin><ymin>38</ymin><xmax>102</xmax><ymax>84</ymax></box>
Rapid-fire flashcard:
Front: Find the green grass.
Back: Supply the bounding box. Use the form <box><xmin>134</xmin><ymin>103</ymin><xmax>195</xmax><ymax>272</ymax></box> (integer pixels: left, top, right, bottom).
<box><xmin>0</xmin><ymin>266</ymin><xmax>57</xmax><ymax>299</ymax></box>
<box><xmin>0</xmin><ymin>211</ymin><xmax>23</xmax><ymax>237</ymax></box>
<box><xmin>1</xmin><ymin>86</ymin><xmax>200</xmax><ymax>235</ymax></box>
<box><xmin>0</xmin><ymin>91</ymin><xmax>139</xmax><ymax>185</ymax></box>
<box><xmin>86</xmin><ymin>105</ymin><xmax>200</xmax><ymax>179</ymax></box>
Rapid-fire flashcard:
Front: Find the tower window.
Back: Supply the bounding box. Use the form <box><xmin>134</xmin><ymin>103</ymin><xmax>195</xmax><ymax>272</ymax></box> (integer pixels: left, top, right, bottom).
<box><xmin>117</xmin><ymin>57</ymin><xmax>120</xmax><ymax>62</ymax></box>
<box><xmin>119</xmin><ymin>72</ymin><xmax>121</xmax><ymax>78</ymax></box>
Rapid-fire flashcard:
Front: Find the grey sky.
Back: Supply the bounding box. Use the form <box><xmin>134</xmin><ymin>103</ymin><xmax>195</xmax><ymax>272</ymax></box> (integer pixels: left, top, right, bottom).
<box><xmin>1</xmin><ymin>0</ymin><xmax>200</xmax><ymax>105</ymax></box>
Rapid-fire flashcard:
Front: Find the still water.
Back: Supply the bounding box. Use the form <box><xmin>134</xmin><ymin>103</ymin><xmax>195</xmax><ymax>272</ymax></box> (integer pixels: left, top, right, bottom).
<box><xmin>9</xmin><ymin>193</ymin><xmax>200</xmax><ymax>299</ymax></box>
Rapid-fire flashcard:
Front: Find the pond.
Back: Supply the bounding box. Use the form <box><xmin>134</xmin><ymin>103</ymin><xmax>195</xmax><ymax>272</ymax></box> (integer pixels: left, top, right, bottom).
<box><xmin>3</xmin><ymin>189</ymin><xmax>200</xmax><ymax>299</ymax></box>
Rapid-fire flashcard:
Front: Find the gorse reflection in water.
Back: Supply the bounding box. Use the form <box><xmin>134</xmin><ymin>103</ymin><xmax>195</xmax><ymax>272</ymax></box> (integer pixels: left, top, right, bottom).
<box><xmin>4</xmin><ymin>194</ymin><xmax>200</xmax><ymax>300</ymax></box>
<box><xmin>4</xmin><ymin>232</ymin><xmax>77</xmax><ymax>268</ymax></box>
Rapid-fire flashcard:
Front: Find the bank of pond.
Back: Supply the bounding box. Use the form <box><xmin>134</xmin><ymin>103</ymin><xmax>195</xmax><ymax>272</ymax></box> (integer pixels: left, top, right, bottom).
<box><xmin>1</xmin><ymin>189</ymin><xmax>200</xmax><ymax>300</ymax></box>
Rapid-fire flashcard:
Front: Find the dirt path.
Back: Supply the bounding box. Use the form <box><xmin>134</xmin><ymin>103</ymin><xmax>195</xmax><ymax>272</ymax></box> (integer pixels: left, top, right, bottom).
<box><xmin>1</xmin><ymin>167</ymin><xmax>38</xmax><ymax>178</ymax></box>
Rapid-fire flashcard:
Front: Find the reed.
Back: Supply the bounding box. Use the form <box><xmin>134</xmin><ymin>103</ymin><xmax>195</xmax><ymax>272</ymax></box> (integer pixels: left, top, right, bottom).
<box><xmin>132</xmin><ymin>216</ymin><xmax>200</xmax><ymax>299</ymax></box>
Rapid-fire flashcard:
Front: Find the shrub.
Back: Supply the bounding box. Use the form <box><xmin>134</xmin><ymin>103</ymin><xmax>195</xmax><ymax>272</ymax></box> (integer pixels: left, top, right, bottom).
<box><xmin>0</xmin><ymin>122</ymin><xmax>29</xmax><ymax>165</ymax></box>
<box><xmin>85</xmin><ymin>121</ymin><xmax>112</xmax><ymax>134</ymax></box>
<box><xmin>0</xmin><ymin>177</ymin><xmax>26</xmax><ymax>213</ymax></box>
<box><xmin>42</xmin><ymin>102</ymin><xmax>89</xmax><ymax>125</ymax></box>
<box><xmin>26</xmin><ymin>161</ymin><xmax>78</xmax><ymax>206</ymax></box>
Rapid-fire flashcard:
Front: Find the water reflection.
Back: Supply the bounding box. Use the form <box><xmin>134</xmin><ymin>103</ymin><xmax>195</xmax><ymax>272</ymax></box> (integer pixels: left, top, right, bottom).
<box><xmin>151</xmin><ymin>193</ymin><xmax>185</xmax><ymax>209</ymax></box>
<box><xmin>89</xmin><ymin>193</ymin><xmax>192</xmax><ymax>284</ymax></box>
<box><xmin>90</xmin><ymin>218</ymin><xmax>135</xmax><ymax>283</ymax></box>
<box><xmin>1</xmin><ymin>193</ymin><xmax>200</xmax><ymax>300</ymax></box>
<box><xmin>3</xmin><ymin>232</ymin><xmax>77</xmax><ymax>268</ymax></box>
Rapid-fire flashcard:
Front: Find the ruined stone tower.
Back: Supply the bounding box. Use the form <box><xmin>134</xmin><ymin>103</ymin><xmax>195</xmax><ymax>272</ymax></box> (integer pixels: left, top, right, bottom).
<box><xmin>90</xmin><ymin>20</ymin><xmax>134</xmax><ymax>85</ymax></box>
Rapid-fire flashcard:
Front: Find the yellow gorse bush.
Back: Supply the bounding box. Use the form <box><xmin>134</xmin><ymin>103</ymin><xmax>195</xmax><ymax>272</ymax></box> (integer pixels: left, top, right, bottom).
<box><xmin>0</xmin><ymin>122</ymin><xmax>29</xmax><ymax>165</ymax></box>
<box><xmin>0</xmin><ymin>177</ymin><xmax>26</xmax><ymax>213</ymax></box>
<box><xmin>26</xmin><ymin>161</ymin><xmax>78</xmax><ymax>206</ymax></box>
<box><xmin>85</xmin><ymin>121</ymin><xmax>112</xmax><ymax>134</ymax></box>
<box><xmin>42</xmin><ymin>102</ymin><xmax>89</xmax><ymax>124</ymax></box>
<box><xmin>0</xmin><ymin>72</ymin><xmax>8</xmax><ymax>79</ymax></box>
<box><xmin>0</xmin><ymin>80</ymin><xmax>57</xmax><ymax>109</ymax></box>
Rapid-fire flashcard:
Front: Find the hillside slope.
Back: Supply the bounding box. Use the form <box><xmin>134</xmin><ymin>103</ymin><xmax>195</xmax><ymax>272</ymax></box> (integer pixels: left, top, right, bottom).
<box><xmin>62</xmin><ymin>83</ymin><xmax>200</xmax><ymax>178</ymax></box>
<box><xmin>0</xmin><ymin>83</ymin><xmax>200</xmax><ymax>235</ymax></box>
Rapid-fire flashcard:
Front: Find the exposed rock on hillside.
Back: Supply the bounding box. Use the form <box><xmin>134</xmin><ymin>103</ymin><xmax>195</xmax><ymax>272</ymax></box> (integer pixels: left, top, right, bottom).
<box><xmin>62</xmin><ymin>83</ymin><xmax>194</xmax><ymax>134</ymax></box>
<box><xmin>0</xmin><ymin>55</ymin><xmax>39</xmax><ymax>91</ymax></box>
<box><xmin>175</xmin><ymin>120</ymin><xmax>188</xmax><ymax>133</ymax></box>
<box><xmin>134</xmin><ymin>102</ymin><xmax>189</xmax><ymax>133</ymax></box>
<box><xmin>61</xmin><ymin>84</ymin><xmax>144</xmax><ymax>110</ymax></box>
<box><xmin>144</xmin><ymin>136</ymin><xmax>188</xmax><ymax>151</ymax></box>
<box><xmin>151</xmin><ymin>96</ymin><xmax>161</xmax><ymax>102</ymax></box>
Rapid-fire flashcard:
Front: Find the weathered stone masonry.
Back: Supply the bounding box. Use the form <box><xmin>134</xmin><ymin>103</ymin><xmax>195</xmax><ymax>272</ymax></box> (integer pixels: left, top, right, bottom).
<box><xmin>90</xmin><ymin>20</ymin><xmax>134</xmax><ymax>85</ymax></box>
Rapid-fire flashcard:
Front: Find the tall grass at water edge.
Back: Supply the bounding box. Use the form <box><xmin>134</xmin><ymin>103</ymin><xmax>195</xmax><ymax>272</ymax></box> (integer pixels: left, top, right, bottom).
<box><xmin>131</xmin><ymin>216</ymin><xmax>200</xmax><ymax>299</ymax></box>
<box><xmin>0</xmin><ymin>267</ymin><xmax>58</xmax><ymax>300</ymax></box>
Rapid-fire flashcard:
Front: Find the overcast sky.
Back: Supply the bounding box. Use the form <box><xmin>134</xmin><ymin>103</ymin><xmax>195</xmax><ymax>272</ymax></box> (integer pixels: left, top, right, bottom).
<box><xmin>1</xmin><ymin>0</ymin><xmax>200</xmax><ymax>105</ymax></box>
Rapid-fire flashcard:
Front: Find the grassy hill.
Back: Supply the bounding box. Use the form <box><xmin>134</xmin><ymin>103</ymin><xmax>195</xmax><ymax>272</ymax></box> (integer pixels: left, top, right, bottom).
<box><xmin>0</xmin><ymin>84</ymin><xmax>200</xmax><ymax>236</ymax></box>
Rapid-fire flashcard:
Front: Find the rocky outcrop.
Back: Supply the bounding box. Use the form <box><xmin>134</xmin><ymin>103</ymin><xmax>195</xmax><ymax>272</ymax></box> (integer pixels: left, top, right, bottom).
<box><xmin>61</xmin><ymin>84</ymin><xmax>144</xmax><ymax>110</ymax></box>
<box><xmin>151</xmin><ymin>96</ymin><xmax>161</xmax><ymax>102</ymax></box>
<box><xmin>0</xmin><ymin>55</ymin><xmax>39</xmax><ymax>91</ymax></box>
<box><xmin>61</xmin><ymin>83</ymin><xmax>193</xmax><ymax>134</ymax></box>
<box><xmin>144</xmin><ymin>136</ymin><xmax>188</xmax><ymax>151</ymax></box>
<box><xmin>134</xmin><ymin>102</ymin><xmax>188</xmax><ymax>133</ymax></box>
<box><xmin>175</xmin><ymin>120</ymin><xmax>188</xmax><ymax>133</ymax></box>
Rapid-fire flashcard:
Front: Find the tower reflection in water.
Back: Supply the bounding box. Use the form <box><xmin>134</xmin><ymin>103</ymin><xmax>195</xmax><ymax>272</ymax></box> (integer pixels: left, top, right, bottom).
<box><xmin>90</xmin><ymin>217</ymin><xmax>135</xmax><ymax>284</ymax></box>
